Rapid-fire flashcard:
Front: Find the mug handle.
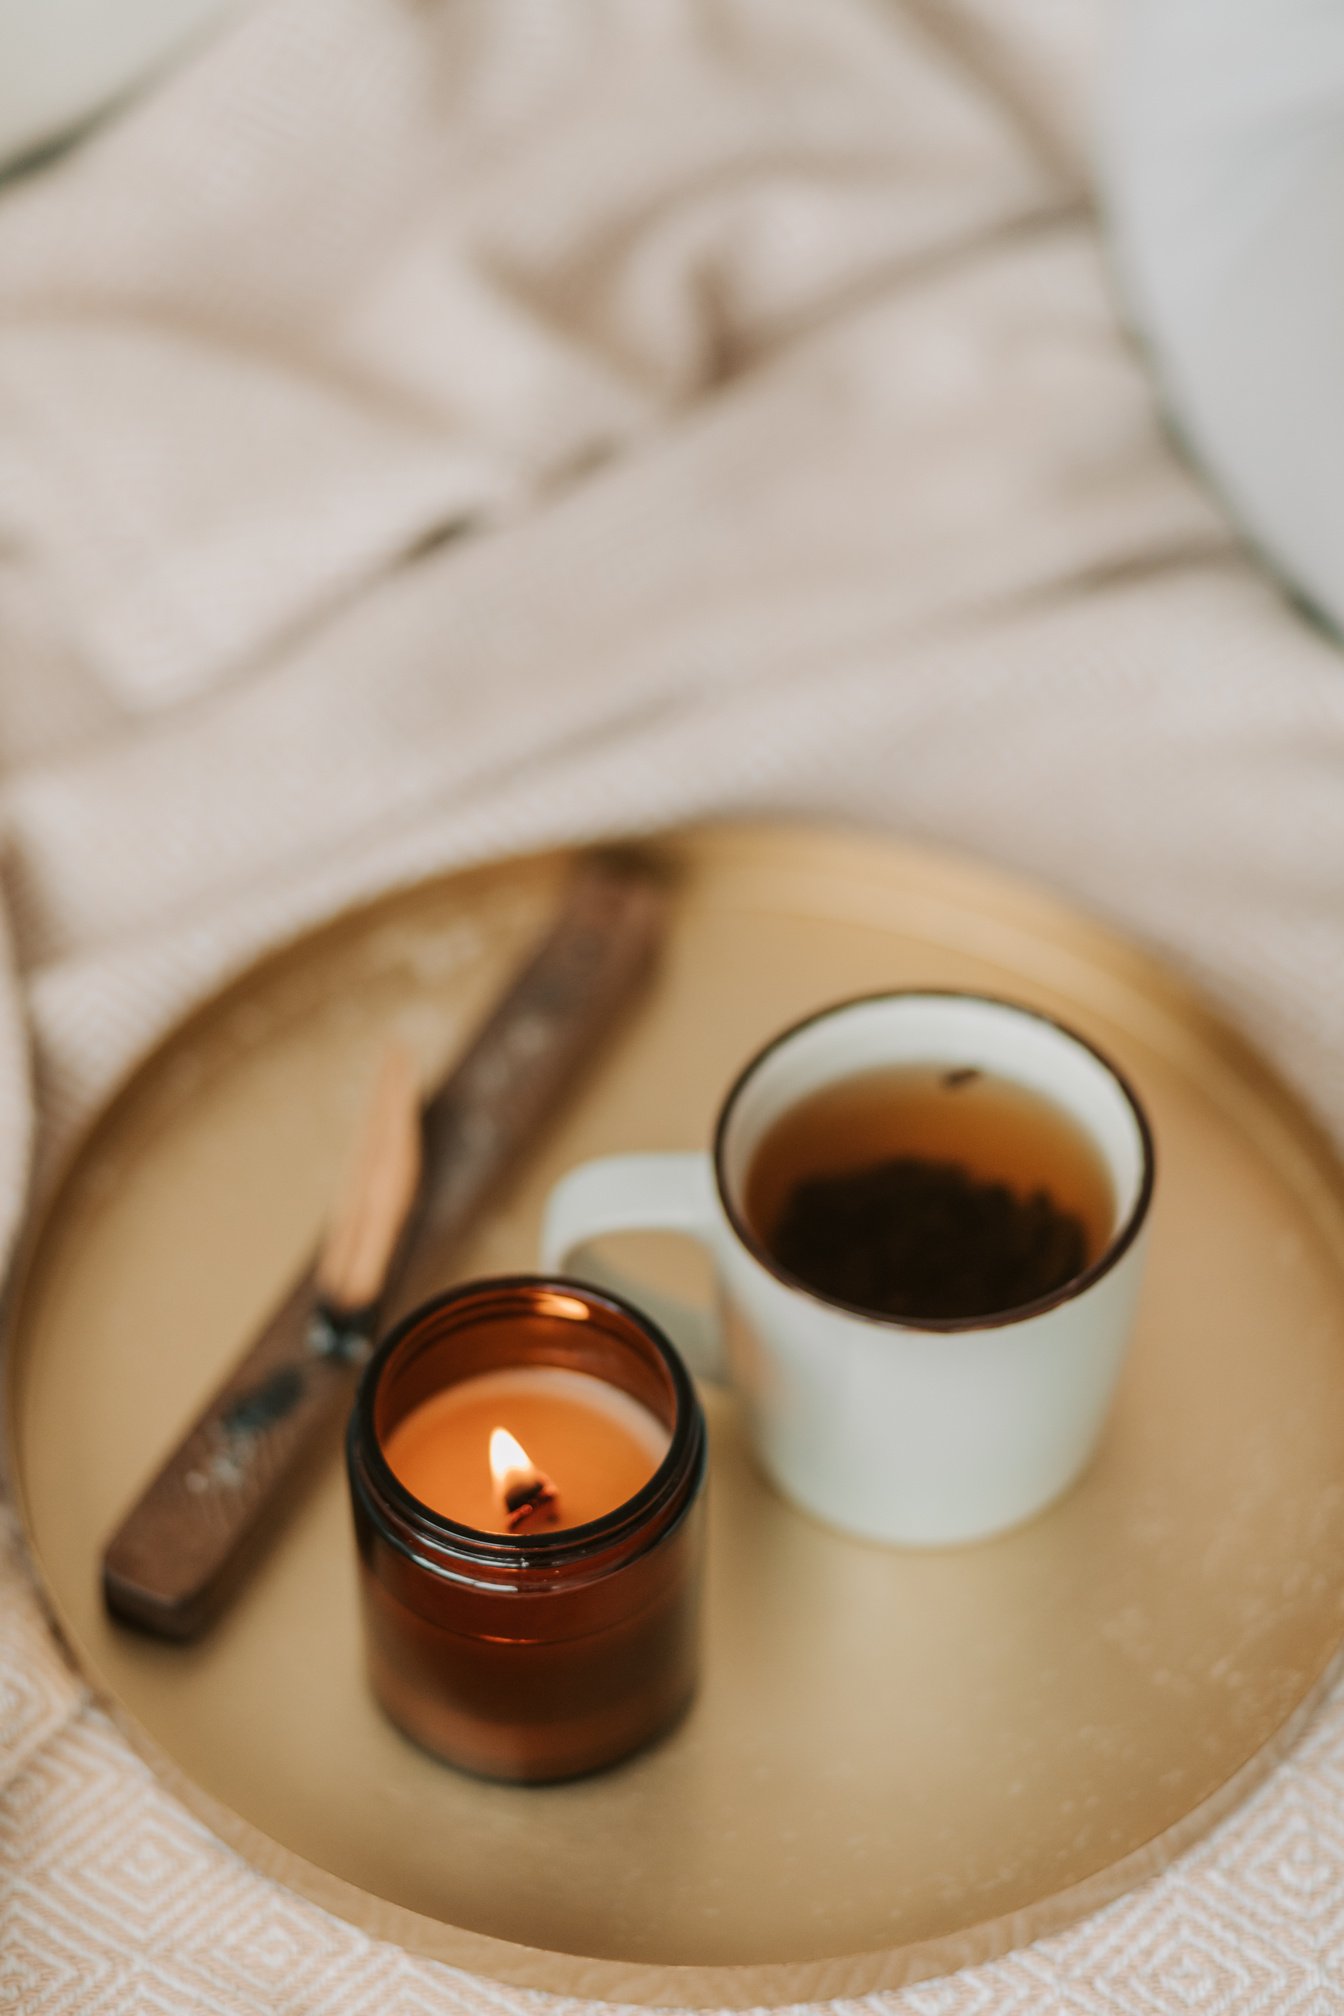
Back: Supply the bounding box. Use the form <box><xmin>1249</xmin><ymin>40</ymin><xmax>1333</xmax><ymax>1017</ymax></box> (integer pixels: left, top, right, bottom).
<box><xmin>540</xmin><ymin>1153</ymin><xmax>727</xmax><ymax>1382</ymax></box>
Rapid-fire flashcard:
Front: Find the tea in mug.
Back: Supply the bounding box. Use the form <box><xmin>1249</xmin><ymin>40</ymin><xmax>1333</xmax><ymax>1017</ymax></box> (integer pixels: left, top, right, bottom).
<box><xmin>744</xmin><ymin>1064</ymin><xmax>1115</xmax><ymax>1323</ymax></box>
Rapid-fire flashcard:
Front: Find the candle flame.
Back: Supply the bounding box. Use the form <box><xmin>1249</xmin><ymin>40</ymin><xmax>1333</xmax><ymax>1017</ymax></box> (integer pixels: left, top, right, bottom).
<box><xmin>489</xmin><ymin>1425</ymin><xmax>560</xmax><ymax>1531</ymax></box>
<box><xmin>489</xmin><ymin>1426</ymin><xmax>532</xmax><ymax>1488</ymax></box>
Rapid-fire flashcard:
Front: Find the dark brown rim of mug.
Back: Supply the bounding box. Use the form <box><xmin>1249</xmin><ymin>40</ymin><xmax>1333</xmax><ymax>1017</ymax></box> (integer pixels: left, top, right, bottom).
<box><xmin>712</xmin><ymin>989</ymin><xmax>1156</xmax><ymax>1335</ymax></box>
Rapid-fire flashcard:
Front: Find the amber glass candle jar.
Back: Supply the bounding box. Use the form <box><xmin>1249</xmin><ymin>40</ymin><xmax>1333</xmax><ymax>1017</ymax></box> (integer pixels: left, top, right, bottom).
<box><xmin>347</xmin><ymin>1277</ymin><xmax>707</xmax><ymax>1783</ymax></box>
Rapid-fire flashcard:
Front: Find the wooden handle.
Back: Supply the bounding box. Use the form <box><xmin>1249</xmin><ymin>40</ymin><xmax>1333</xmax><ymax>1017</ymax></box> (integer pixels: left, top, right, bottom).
<box><xmin>383</xmin><ymin>852</ymin><xmax>669</xmax><ymax>1324</ymax></box>
<box><xmin>102</xmin><ymin>1268</ymin><xmax>360</xmax><ymax>1639</ymax></box>
<box><xmin>102</xmin><ymin>851</ymin><xmax>668</xmax><ymax>1641</ymax></box>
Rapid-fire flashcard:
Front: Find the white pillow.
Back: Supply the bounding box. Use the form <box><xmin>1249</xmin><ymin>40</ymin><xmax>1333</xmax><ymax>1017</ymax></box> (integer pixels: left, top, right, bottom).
<box><xmin>0</xmin><ymin>0</ymin><xmax>240</xmax><ymax>174</ymax></box>
<box><xmin>1103</xmin><ymin>0</ymin><xmax>1344</xmax><ymax>631</ymax></box>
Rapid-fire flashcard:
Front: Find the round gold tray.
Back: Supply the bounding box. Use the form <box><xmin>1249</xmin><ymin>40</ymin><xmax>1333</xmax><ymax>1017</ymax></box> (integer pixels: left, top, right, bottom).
<box><xmin>9</xmin><ymin>822</ymin><xmax>1344</xmax><ymax>2006</ymax></box>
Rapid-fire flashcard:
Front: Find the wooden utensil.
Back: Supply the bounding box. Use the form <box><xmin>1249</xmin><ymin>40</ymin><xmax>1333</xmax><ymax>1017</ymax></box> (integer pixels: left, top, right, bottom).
<box><xmin>101</xmin><ymin>852</ymin><xmax>668</xmax><ymax>1640</ymax></box>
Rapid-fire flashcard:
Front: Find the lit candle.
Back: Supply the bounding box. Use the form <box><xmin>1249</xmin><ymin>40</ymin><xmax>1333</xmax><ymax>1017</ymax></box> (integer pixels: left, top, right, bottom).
<box><xmin>380</xmin><ymin>1365</ymin><xmax>669</xmax><ymax>1533</ymax></box>
<box><xmin>347</xmin><ymin>1278</ymin><xmax>707</xmax><ymax>1783</ymax></box>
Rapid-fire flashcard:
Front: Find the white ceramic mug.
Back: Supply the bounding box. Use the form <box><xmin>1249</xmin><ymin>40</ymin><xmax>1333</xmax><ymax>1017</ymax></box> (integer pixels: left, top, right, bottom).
<box><xmin>541</xmin><ymin>992</ymin><xmax>1155</xmax><ymax>1547</ymax></box>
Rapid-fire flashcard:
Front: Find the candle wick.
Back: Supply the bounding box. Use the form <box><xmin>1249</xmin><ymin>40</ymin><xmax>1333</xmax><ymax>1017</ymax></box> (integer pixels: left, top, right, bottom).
<box><xmin>504</xmin><ymin>1472</ymin><xmax>560</xmax><ymax>1533</ymax></box>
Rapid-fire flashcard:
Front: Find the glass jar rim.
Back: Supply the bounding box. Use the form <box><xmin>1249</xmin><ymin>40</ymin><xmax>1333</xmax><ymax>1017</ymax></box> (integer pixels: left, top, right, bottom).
<box><xmin>349</xmin><ymin>1274</ymin><xmax>705</xmax><ymax>1572</ymax></box>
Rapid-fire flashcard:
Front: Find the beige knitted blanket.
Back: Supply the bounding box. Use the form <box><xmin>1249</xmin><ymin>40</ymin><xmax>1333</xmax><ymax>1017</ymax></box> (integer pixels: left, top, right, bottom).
<box><xmin>4</xmin><ymin>1</ymin><xmax>1344</xmax><ymax>2008</ymax></box>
